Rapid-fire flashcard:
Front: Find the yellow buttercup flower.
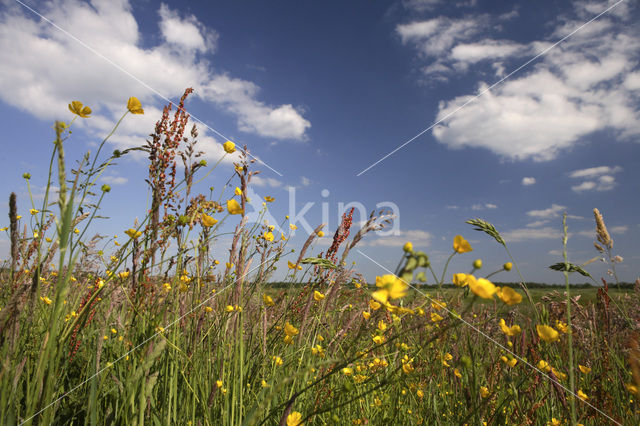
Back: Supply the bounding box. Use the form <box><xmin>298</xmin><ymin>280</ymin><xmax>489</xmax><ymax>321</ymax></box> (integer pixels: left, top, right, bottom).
<box><xmin>537</xmin><ymin>360</ymin><xmax>551</xmax><ymax>372</ymax></box>
<box><xmin>453</xmin><ymin>235</ymin><xmax>472</xmax><ymax>253</ymax></box>
<box><xmin>362</xmin><ymin>311</ymin><xmax>371</xmax><ymax>320</ymax></box>
<box><xmin>263</xmin><ymin>231</ymin><xmax>274</xmax><ymax>242</ymax></box>
<box><xmin>201</xmin><ymin>214</ymin><xmax>218</xmax><ymax>227</ymax></box>
<box><xmin>499</xmin><ymin>319</ymin><xmax>521</xmax><ymax>336</ymax></box>
<box><xmin>263</xmin><ymin>294</ymin><xmax>275</xmax><ymax>307</ymax></box>
<box><xmin>317</xmin><ymin>230</ymin><xmax>324</xmax><ymax>237</ymax></box>
<box><xmin>234</xmin><ymin>187</ymin><xmax>242</xmax><ymax>196</ymax></box>
<box><xmin>313</xmin><ymin>291</ymin><xmax>325</xmax><ymax>301</ymax></box>
<box><xmin>126</xmin><ymin>97</ymin><xmax>144</xmax><ymax>114</ymax></box>
<box><xmin>403</xmin><ymin>241</ymin><xmax>413</xmax><ymax>253</ymax></box>
<box><xmin>372</xmin><ymin>335</ymin><xmax>385</xmax><ymax>345</ymax></box>
<box><xmin>536</xmin><ymin>324</ymin><xmax>560</xmax><ymax>343</ymax></box>
<box><xmin>226</xmin><ymin>262</ymin><xmax>234</xmax><ymax>270</ymax></box>
<box><xmin>578</xmin><ymin>364</ymin><xmax>591</xmax><ymax>374</ymax></box>
<box><xmin>273</xmin><ymin>356</ymin><xmax>283</xmax><ymax>366</ymax></box>
<box><xmin>30</xmin><ymin>208</ymin><xmax>39</xmax><ymax>215</ymax></box>
<box><xmin>496</xmin><ymin>286</ymin><xmax>522</xmax><ymax>305</ymax></box>
<box><xmin>453</xmin><ymin>273</ymin><xmax>468</xmax><ymax>287</ymax></box>
<box><xmin>265</xmin><ymin>196</ymin><xmax>275</xmax><ymax>202</ymax></box>
<box><xmin>454</xmin><ymin>368</ymin><xmax>462</xmax><ymax>378</ymax></box>
<box><xmin>577</xmin><ymin>390</ymin><xmax>588</xmax><ymax>400</ymax></box>
<box><xmin>555</xmin><ymin>320</ymin><xmax>570</xmax><ymax>334</ymax></box>
<box><xmin>284</xmin><ymin>322</ymin><xmax>299</xmax><ymax>337</ymax></box>
<box><xmin>286</xmin><ymin>411</ymin><xmax>303</xmax><ymax>426</ymax></box>
<box><xmin>467</xmin><ymin>275</ymin><xmax>497</xmax><ymax>299</ymax></box>
<box><xmin>369</xmin><ymin>299</ymin><xmax>381</xmax><ymax>310</ymax></box>
<box><xmin>223</xmin><ymin>141</ymin><xmax>236</xmax><ymax>153</ymax></box>
<box><xmin>430</xmin><ymin>312</ymin><xmax>443</xmax><ymax>323</ymax></box>
<box><xmin>372</xmin><ymin>274</ymin><xmax>408</xmax><ymax>304</ymax></box>
<box><xmin>480</xmin><ymin>386</ymin><xmax>490</xmax><ymax>398</ymax></box>
<box><xmin>227</xmin><ymin>199</ymin><xmax>243</xmax><ymax>215</ymax></box>
<box><xmin>68</xmin><ymin>100</ymin><xmax>92</xmax><ymax>118</ymax></box>
<box><xmin>125</xmin><ymin>228</ymin><xmax>142</xmax><ymax>239</ymax></box>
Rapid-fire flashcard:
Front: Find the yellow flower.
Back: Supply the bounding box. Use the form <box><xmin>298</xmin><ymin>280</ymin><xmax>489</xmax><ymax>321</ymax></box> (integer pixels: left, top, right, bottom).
<box><xmin>577</xmin><ymin>390</ymin><xmax>588</xmax><ymax>400</ymax></box>
<box><xmin>261</xmin><ymin>380</ymin><xmax>269</xmax><ymax>388</ymax></box>
<box><xmin>263</xmin><ymin>294</ymin><xmax>275</xmax><ymax>306</ymax></box>
<box><xmin>551</xmin><ymin>367</ymin><xmax>567</xmax><ymax>380</ymax></box>
<box><xmin>225</xmin><ymin>305</ymin><xmax>234</xmax><ymax>312</ymax></box>
<box><xmin>216</xmin><ymin>380</ymin><xmax>223</xmax><ymax>388</ymax></box>
<box><xmin>442</xmin><ymin>353</ymin><xmax>453</xmax><ymax>367</ymax></box>
<box><xmin>227</xmin><ymin>199</ymin><xmax>243</xmax><ymax>215</ymax></box>
<box><xmin>416</xmin><ymin>389</ymin><xmax>424</xmax><ymax>399</ymax></box>
<box><xmin>499</xmin><ymin>319</ymin><xmax>522</xmax><ymax>336</ymax></box>
<box><xmin>372</xmin><ymin>335</ymin><xmax>385</xmax><ymax>345</ymax></box>
<box><xmin>431</xmin><ymin>300</ymin><xmax>446</xmax><ymax>310</ymax></box>
<box><xmin>263</xmin><ymin>231</ymin><xmax>274</xmax><ymax>242</ymax></box>
<box><xmin>30</xmin><ymin>208</ymin><xmax>39</xmax><ymax>215</ymax></box>
<box><xmin>205</xmin><ymin>306</ymin><xmax>213</xmax><ymax>313</ymax></box>
<box><xmin>126</xmin><ymin>97</ymin><xmax>144</xmax><ymax>114</ymax></box>
<box><xmin>377</xmin><ymin>320</ymin><xmax>387</xmax><ymax>331</ymax></box>
<box><xmin>454</xmin><ymin>368</ymin><xmax>462</xmax><ymax>378</ymax></box>
<box><xmin>537</xmin><ymin>360</ymin><xmax>551</xmax><ymax>372</ymax></box>
<box><xmin>453</xmin><ymin>235</ymin><xmax>472</xmax><ymax>253</ymax></box>
<box><xmin>317</xmin><ymin>230</ymin><xmax>324</xmax><ymax>237</ymax></box>
<box><xmin>372</xmin><ymin>274</ymin><xmax>408</xmax><ymax>304</ymax></box>
<box><xmin>578</xmin><ymin>364</ymin><xmax>591</xmax><ymax>374</ymax></box>
<box><xmin>496</xmin><ymin>286</ymin><xmax>522</xmax><ymax>305</ymax></box>
<box><xmin>430</xmin><ymin>312</ymin><xmax>443</xmax><ymax>323</ymax></box>
<box><xmin>273</xmin><ymin>356</ymin><xmax>283</xmax><ymax>366</ymax></box>
<box><xmin>223</xmin><ymin>141</ymin><xmax>236</xmax><ymax>153</ymax></box>
<box><xmin>369</xmin><ymin>299</ymin><xmax>381</xmax><ymax>311</ymax></box>
<box><xmin>467</xmin><ymin>275</ymin><xmax>497</xmax><ymax>299</ymax></box>
<box><xmin>625</xmin><ymin>383</ymin><xmax>638</xmax><ymax>395</ymax></box>
<box><xmin>264</xmin><ymin>196</ymin><xmax>275</xmax><ymax>202</ymax></box>
<box><xmin>503</xmin><ymin>262</ymin><xmax>513</xmax><ymax>271</ymax></box>
<box><xmin>473</xmin><ymin>259</ymin><xmax>482</xmax><ymax>269</ymax></box>
<box><xmin>284</xmin><ymin>322</ymin><xmax>299</xmax><ymax>337</ymax></box>
<box><xmin>290</xmin><ymin>223</ymin><xmax>297</xmax><ymax>230</ymax></box>
<box><xmin>313</xmin><ymin>291</ymin><xmax>325</xmax><ymax>301</ymax></box>
<box><xmin>403</xmin><ymin>241</ymin><xmax>413</xmax><ymax>253</ymax></box>
<box><xmin>342</xmin><ymin>367</ymin><xmax>353</xmax><ymax>375</ymax></box>
<box><xmin>453</xmin><ymin>273</ymin><xmax>468</xmax><ymax>287</ymax></box>
<box><xmin>125</xmin><ymin>228</ymin><xmax>142</xmax><ymax>239</ymax></box>
<box><xmin>547</xmin><ymin>418</ymin><xmax>561</xmax><ymax>426</ymax></box>
<box><xmin>40</xmin><ymin>296</ymin><xmax>52</xmax><ymax>305</ymax></box>
<box><xmin>68</xmin><ymin>100</ymin><xmax>92</xmax><ymax>117</ymax></box>
<box><xmin>201</xmin><ymin>214</ymin><xmax>218</xmax><ymax>227</ymax></box>
<box><xmin>118</xmin><ymin>271</ymin><xmax>130</xmax><ymax>280</ymax></box>
<box><xmin>362</xmin><ymin>311</ymin><xmax>371</xmax><ymax>320</ymax></box>
<box><xmin>234</xmin><ymin>187</ymin><xmax>242</xmax><ymax>196</ymax></box>
<box><xmin>480</xmin><ymin>386</ymin><xmax>490</xmax><ymax>398</ymax></box>
<box><xmin>536</xmin><ymin>324</ymin><xmax>560</xmax><ymax>343</ymax></box>
<box><xmin>555</xmin><ymin>320</ymin><xmax>570</xmax><ymax>334</ymax></box>
<box><xmin>286</xmin><ymin>411</ymin><xmax>303</xmax><ymax>426</ymax></box>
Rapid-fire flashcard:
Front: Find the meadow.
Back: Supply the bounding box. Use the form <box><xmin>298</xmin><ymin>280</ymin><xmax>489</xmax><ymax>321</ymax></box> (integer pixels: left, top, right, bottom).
<box><xmin>0</xmin><ymin>90</ymin><xmax>638</xmax><ymax>425</ymax></box>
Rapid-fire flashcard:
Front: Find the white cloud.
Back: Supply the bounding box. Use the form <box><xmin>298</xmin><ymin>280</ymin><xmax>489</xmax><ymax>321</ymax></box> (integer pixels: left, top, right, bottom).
<box><xmin>0</xmin><ymin>0</ymin><xmax>310</xmax><ymax>159</ymax></box>
<box><xmin>526</xmin><ymin>220</ymin><xmax>549</xmax><ymax>228</ymax></box>
<box><xmin>472</xmin><ymin>203</ymin><xmax>497</xmax><ymax>210</ymax></box>
<box><xmin>568</xmin><ymin>165</ymin><xmax>622</xmax><ymax>179</ymax></box>
<box><xmin>366</xmin><ymin>229</ymin><xmax>432</xmax><ymax>248</ymax></box>
<box><xmin>445</xmin><ymin>205</ymin><xmax>459</xmax><ymax>210</ymax></box>
<box><xmin>300</xmin><ymin>176</ymin><xmax>311</xmax><ymax>186</ymax></box>
<box><xmin>398</xmin><ymin>4</ymin><xmax>640</xmax><ymax>161</ymax></box>
<box><xmin>610</xmin><ymin>225</ymin><xmax>628</xmax><ymax>234</ymax></box>
<box><xmin>522</xmin><ymin>177</ymin><xmax>536</xmax><ymax>186</ymax></box>
<box><xmin>251</xmin><ymin>176</ymin><xmax>282</xmax><ymax>188</ymax></box>
<box><xmin>571</xmin><ymin>181</ymin><xmax>597</xmax><ymax>192</ymax></box>
<box><xmin>101</xmin><ymin>175</ymin><xmax>128</xmax><ymax>185</ymax></box>
<box><xmin>502</xmin><ymin>226</ymin><xmax>560</xmax><ymax>242</ymax></box>
<box><xmin>527</xmin><ymin>204</ymin><xmax>566</xmax><ymax>219</ymax></box>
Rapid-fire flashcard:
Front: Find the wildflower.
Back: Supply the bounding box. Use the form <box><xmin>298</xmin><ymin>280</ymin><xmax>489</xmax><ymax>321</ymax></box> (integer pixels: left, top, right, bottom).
<box><xmin>369</xmin><ymin>300</ymin><xmax>381</xmax><ymax>310</ymax></box>
<box><xmin>577</xmin><ymin>390</ymin><xmax>588</xmax><ymax>400</ymax></box>
<box><xmin>263</xmin><ymin>294</ymin><xmax>275</xmax><ymax>306</ymax></box>
<box><xmin>261</xmin><ymin>380</ymin><xmax>269</xmax><ymax>388</ymax></box>
<box><xmin>273</xmin><ymin>356</ymin><xmax>283</xmax><ymax>366</ymax></box>
<box><xmin>205</xmin><ymin>306</ymin><xmax>213</xmax><ymax>312</ymax></box>
<box><xmin>284</xmin><ymin>322</ymin><xmax>299</xmax><ymax>338</ymax></box>
<box><xmin>372</xmin><ymin>274</ymin><xmax>408</xmax><ymax>304</ymax></box>
<box><xmin>431</xmin><ymin>300</ymin><xmax>446</xmax><ymax>310</ymax></box>
<box><xmin>265</xmin><ymin>196</ymin><xmax>275</xmax><ymax>202</ymax></box>
<box><xmin>226</xmin><ymin>262</ymin><xmax>234</xmax><ymax>270</ymax></box>
<box><xmin>496</xmin><ymin>286</ymin><xmax>522</xmax><ymax>305</ymax></box>
<box><xmin>103</xmin><ymin>335</ymin><xmax>108</xmax><ymax>340</ymax></box>
<box><xmin>40</xmin><ymin>296</ymin><xmax>52</xmax><ymax>305</ymax></box>
<box><xmin>547</xmin><ymin>418</ymin><xmax>561</xmax><ymax>426</ymax></box>
<box><xmin>551</xmin><ymin>367</ymin><xmax>567</xmax><ymax>380</ymax></box>
<box><xmin>223</xmin><ymin>141</ymin><xmax>236</xmax><ymax>153</ymax></box>
<box><xmin>342</xmin><ymin>367</ymin><xmax>353</xmax><ymax>375</ymax></box>
<box><xmin>430</xmin><ymin>312</ymin><xmax>444</xmax><ymax>323</ymax></box>
<box><xmin>372</xmin><ymin>335</ymin><xmax>385</xmax><ymax>345</ymax></box>
<box><xmin>317</xmin><ymin>230</ymin><xmax>324</xmax><ymax>237</ymax></box>
<box><xmin>453</xmin><ymin>273</ymin><xmax>468</xmax><ymax>287</ymax></box>
<box><xmin>227</xmin><ymin>199</ymin><xmax>243</xmax><ymax>215</ymax></box>
<box><xmin>118</xmin><ymin>271</ymin><xmax>130</xmax><ymax>280</ymax></box>
<box><xmin>101</xmin><ymin>184</ymin><xmax>111</xmax><ymax>192</ymax></box>
<box><xmin>503</xmin><ymin>262</ymin><xmax>513</xmax><ymax>271</ymax></box>
<box><xmin>74</xmin><ymin>228</ymin><xmax>80</xmax><ymax>234</ymax></box>
<box><xmin>467</xmin><ymin>275</ymin><xmax>497</xmax><ymax>299</ymax></box>
<box><xmin>537</xmin><ymin>360</ymin><xmax>552</xmax><ymax>372</ymax></box>
<box><xmin>201</xmin><ymin>214</ymin><xmax>217</xmax><ymax>227</ymax></box>
<box><xmin>454</xmin><ymin>368</ymin><xmax>462</xmax><ymax>378</ymax></box>
<box><xmin>68</xmin><ymin>100</ymin><xmax>92</xmax><ymax>117</ymax></box>
<box><xmin>126</xmin><ymin>97</ymin><xmax>144</xmax><ymax>114</ymax></box>
<box><xmin>377</xmin><ymin>320</ymin><xmax>387</xmax><ymax>331</ymax></box>
<box><xmin>416</xmin><ymin>389</ymin><xmax>424</xmax><ymax>398</ymax></box>
<box><xmin>499</xmin><ymin>319</ymin><xmax>521</xmax><ymax>336</ymax></box>
<box><xmin>442</xmin><ymin>353</ymin><xmax>453</xmax><ymax>367</ymax></box>
<box><xmin>30</xmin><ymin>208</ymin><xmax>39</xmax><ymax>215</ymax></box>
<box><xmin>290</xmin><ymin>224</ymin><xmax>298</xmax><ymax>230</ymax></box>
<box><xmin>111</xmin><ymin>328</ymin><xmax>117</xmax><ymax>334</ymax></box>
<box><xmin>403</xmin><ymin>241</ymin><xmax>413</xmax><ymax>253</ymax></box>
<box><xmin>313</xmin><ymin>291</ymin><xmax>325</xmax><ymax>301</ymax></box>
<box><xmin>263</xmin><ymin>231</ymin><xmax>274</xmax><ymax>242</ymax></box>
<box><xmin>225</xmin><ymin>305</ymin><xmax>234</xmax><ymax>312</ymax></box>
<box><xmin>625</xmin><ymin>383</ymin><xmax>638</xmax><ymax>395</ymax></box>
<box><xmin>480</xmin><ymin>386</ymin><xmax>490</xmax><ymax>398</ymax></box>
<box><xmin>233</xmin><ymin>187</ymin><xmax>242</xmax><ymax>196</ymax></box>
<box><xmin>578</xmin><ymin>364</ymin><xmax>591</xmax><ymax>374</ymax></box>
<box><xmin>536</xmin><ymin>324</ymin><xmax>560</xmax><ymax>343</ymax></box>
<box><xmin>286</xmin><ymin>411</ymin><xmax>303</xmax><ymax>426</ymax></box>
<box><xmin>216</xmin><ymin>380</ymin><xmax>223</xmax><ymax>388</ymax></box>
<box><xmin>473</xmin><ymin>259</ymin><xmax>482</xmax><ymax>269</ymax></box>
<box><xmin>555</xmin><ymin>320</ymin><xmax>570</xmax><ymax>334</ymax></box>
<box><xmin>125</xmin><ymin>228</ymin><xmax>142</xmax><ymax>239</ymax></box>
<box><xmin>362</xmin><ymin>311</ymin><xmax>371</xmax><ymax>320</ymax></box>
<box><xmin>453</xmin><ymin>235</ymin><xmax>472</xmax><ymax>253</ymax></box>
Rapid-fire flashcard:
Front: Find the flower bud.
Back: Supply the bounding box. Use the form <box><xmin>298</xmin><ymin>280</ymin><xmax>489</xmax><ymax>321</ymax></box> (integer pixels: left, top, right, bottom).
<box><xmin>101</xmin><ymin>184</ymin><xmax>111</xmax><ymax>193</ymax></box>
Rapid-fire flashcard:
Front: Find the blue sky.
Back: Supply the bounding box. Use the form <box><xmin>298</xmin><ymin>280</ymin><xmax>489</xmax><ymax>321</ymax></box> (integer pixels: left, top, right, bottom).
<box><xmin>0</xmin><ymin>0</ymin><xmax>638</xmax><ymax>284</ymax></box>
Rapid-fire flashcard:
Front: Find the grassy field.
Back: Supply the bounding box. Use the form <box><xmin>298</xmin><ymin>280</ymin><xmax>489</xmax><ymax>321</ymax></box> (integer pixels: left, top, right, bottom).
<box><xmin>1</xmin><ymin>92</ymin><xmax>638</xmax><ymax>425</ymax></box>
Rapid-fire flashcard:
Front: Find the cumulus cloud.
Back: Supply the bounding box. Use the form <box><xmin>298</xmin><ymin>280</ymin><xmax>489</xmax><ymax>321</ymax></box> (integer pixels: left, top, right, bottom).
<box><xmin>0</xmin><ymin>0</ymin><xmax>310</xmax><ymax>162</ymax></box>
<box><xmin>101</xmin><ymin>175</ymin><xmax>128</xmax><ymax>185</ymax></box>
<box><xmin>502</xmin><ymin>226</ymin><xmax>560</xmax><ymax>242</ymax></box>
<box><xmin>366</xmin><ymin>229</ymin><xmax>432</xmax><ymax>247</ymax></box>
<box><xmin>397</xmin><ymin>2</ymin><xmax>640</xmax><ymax>161</ymax></box>
<box><xmin>471</xmin><ymin>203</ymin><xmax>497</xmax><ymax>210</ymax></box>
<box><xmin>569</xmin><ymin>165</ymin><xmax>621</xmax><ymax>192</ymax></box>
<box><xmin>251</xmin><ymin>176</ymin><xmax>282</xmax><ymax>188</ymax></box>
<box><xmin>522</xmin><ymin>177</ymin><xmax>536</xmax><ymax>186</ymax></box>
<box><xmin>527</xmin><ymin>204</ymin><xmax>566</xmax><ymax>219</ymax></box>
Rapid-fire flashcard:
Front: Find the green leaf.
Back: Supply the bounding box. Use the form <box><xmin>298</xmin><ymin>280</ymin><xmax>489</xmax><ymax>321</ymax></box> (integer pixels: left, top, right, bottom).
<box><xmin>300</xmin><ymin>257</ymin><xmax>338</xmax><ymax>269</ymax></box>
<box><xmin>548</xmin><ymin>262</ymin><xmax>592</xmax><ymax>278</ymax></box>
